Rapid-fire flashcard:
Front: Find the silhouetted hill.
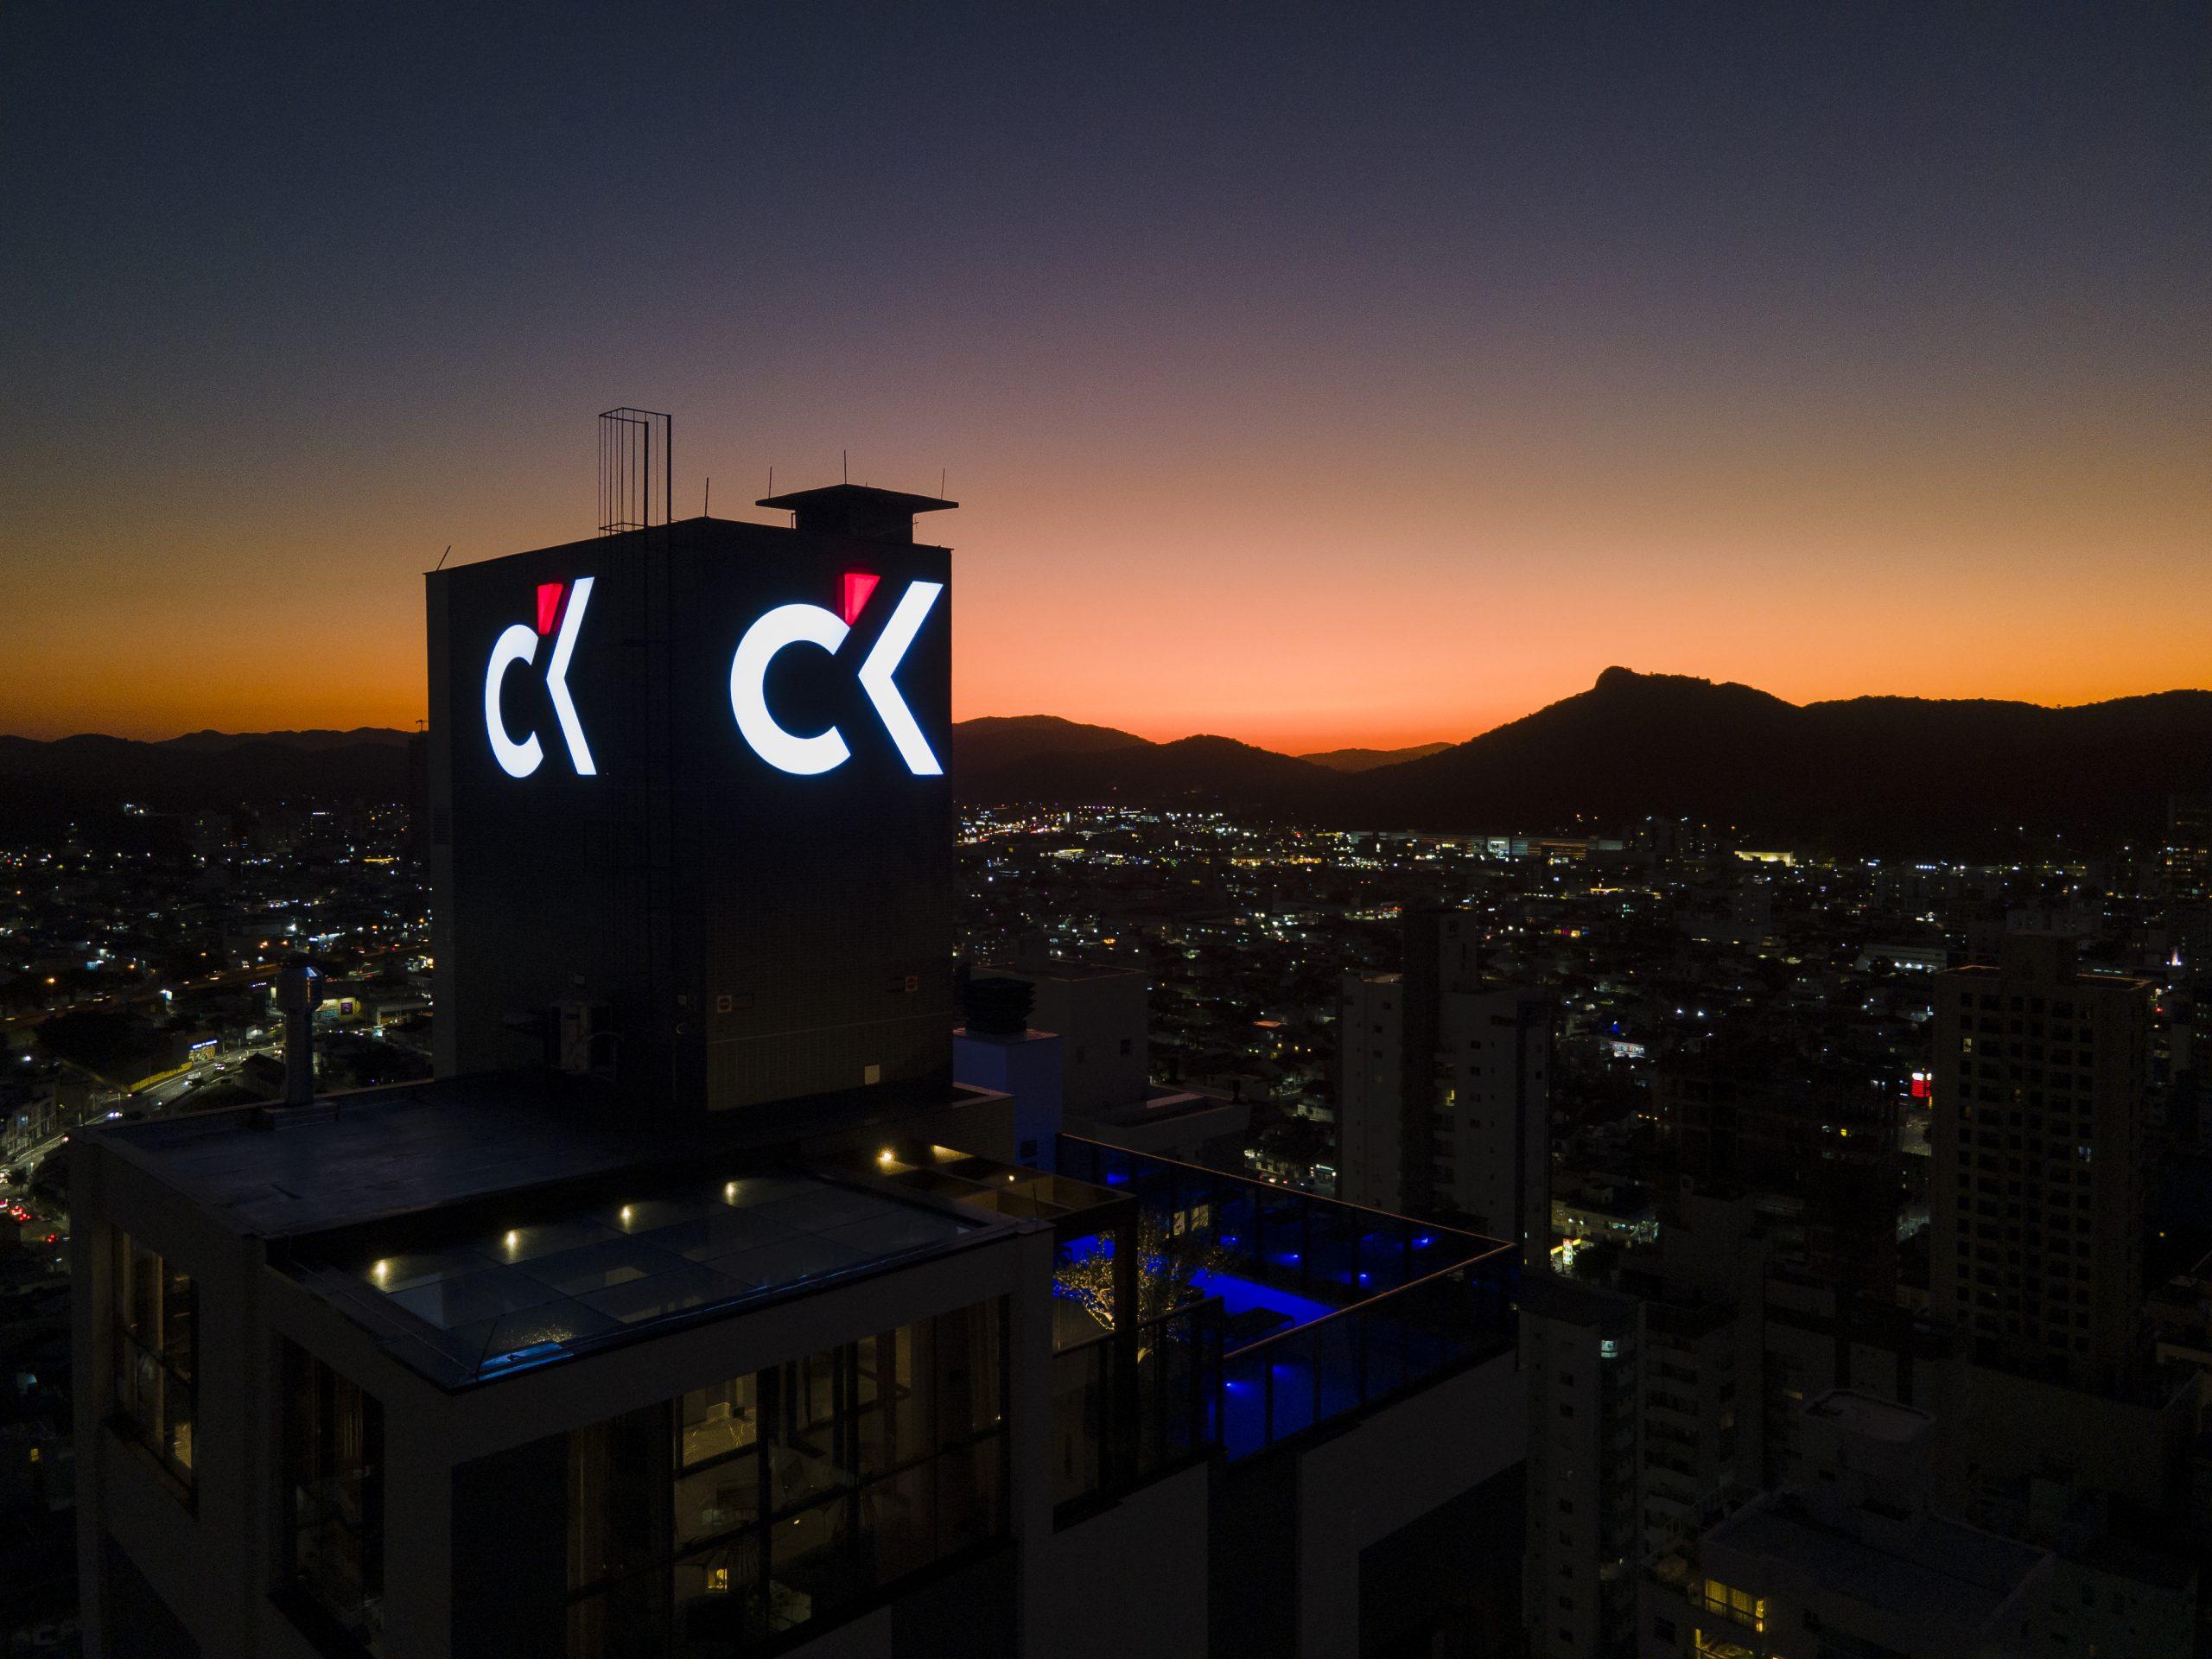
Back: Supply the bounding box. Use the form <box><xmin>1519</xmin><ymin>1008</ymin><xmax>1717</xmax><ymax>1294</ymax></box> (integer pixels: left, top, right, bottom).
<box><xmin>13</xmin><ymin>674</ymin><xmax>2210</xmax><ymax>855</ymax></box>
<box><xmin>959</xmin><ymin>733</ymin><xmax>1331</xmax><ymax>808</ymax></box>
<box><xmin>957</xmin><ymin>669</ymin><xmax>2212</xmax><ymax>852</ymax></box>
<box><xmin>1353</xmin><ymin>668</ymin><xmax>2212</xmax><ymax>852</ymax></box>
<box><xmin>0</xmin><ymin>731</ymin><xmax>411</xmax><ymax>816</ymax></box>
<box><xmin>157</xmin><ymin>726</ymin><xmax>411</xmax><ymax>753</ymax></box>
<box><xmin>1300</xmin><ymin>742</ymin><xmax>1452</xmax><ymax>772</ymax></box>
<box><xmin>951</xmin><ymin>715</ymin><xmax>1149</xmax><ymax>778</ymax></box>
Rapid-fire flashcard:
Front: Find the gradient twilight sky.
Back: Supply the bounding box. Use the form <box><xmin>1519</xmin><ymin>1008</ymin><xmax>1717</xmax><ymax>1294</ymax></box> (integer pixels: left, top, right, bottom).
<box><xmin>3</xmin><ymin>5</ymin><xmax>2207</xmax><ymax>752</ymax></box>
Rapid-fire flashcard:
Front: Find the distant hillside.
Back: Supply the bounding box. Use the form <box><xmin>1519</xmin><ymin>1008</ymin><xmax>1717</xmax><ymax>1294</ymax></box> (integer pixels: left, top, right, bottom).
<box><xmin>0</xmin><ymin>730</ymin><xmax>413</xmax><ymax>819</ymax></box>
<box><xmin>951</xmin><ymin>715</ymin><xmax>1149</xmax><ymax>778</ymax></box>
<box><xmin>1300</xmin><ymin>742</ymin><xmax>1452</xmax><ymax>772</ymax></box>
<box><xmin>12</xmin><ymin>673</ymin><xmax>2211</xmax><ymax>855</ymax></box>
<box><xmin>957</xmin><ymin>732</ymin><xmax>1331</xmax><ymax>809</ymax></box>
<box><xmin>158</xmin><ymin>727</ymin><xmax>412</xmax><ymax>753</ymax></box>
<box><xmin>1354</xmin><ymin>669</ymin><xmax>2212</xmax><ymax>851</ymax></box>
<box><xmin>955</xmin><ymin>670</ymin><xmax>2212</xmax><ymax>852</ymax></box>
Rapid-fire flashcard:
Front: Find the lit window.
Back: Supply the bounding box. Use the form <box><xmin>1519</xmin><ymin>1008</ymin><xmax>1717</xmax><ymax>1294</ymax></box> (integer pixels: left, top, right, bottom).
<box><xmin>565</xmin><ymin>1299</ymin><xmax>1010</xmax><ymax>1656</ymax></box>
<box><xmin>111</xmin><ymin>1230</ymin><xmax>194</xmax><ymax>1491</ymax></box>
<box><xmin>280</xmin><ymin>1340</ymin><xmax>385</xmax><ymax>1654</ymax></box>
<box><xmin>1692</xmin><ymin>1580</ymin><xmax>1766</xmax><ymax>1633</ymax></box>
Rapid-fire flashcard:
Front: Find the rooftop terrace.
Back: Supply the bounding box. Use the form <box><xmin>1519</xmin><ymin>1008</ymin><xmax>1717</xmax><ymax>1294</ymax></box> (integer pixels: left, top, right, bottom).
<box><xmin>288</xmin><ymin>1166</ymin><xmax>1002</xmax><ymax>1389</ymax></box>
<box><xmin>1047</xmin><ymin>1136</ymin><xmax>1515</xmax><ymax>1510</ymax></box>
<box><xmin>89</xmin><ymin>1074</ymin><xmax>1022</xmax><ymax>1389</ymax></box>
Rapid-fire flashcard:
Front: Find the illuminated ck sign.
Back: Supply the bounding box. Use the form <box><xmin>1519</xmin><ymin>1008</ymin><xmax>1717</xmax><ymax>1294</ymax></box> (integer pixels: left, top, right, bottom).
<box><xmin>730</xmin><ymin>575</ymin><xmax>944</xmax><ymax>777</ymax></box>
<box><xmin>483</xmin><ymin>578</ymin><xmax>596</xmax><ymax>779</ymax></box>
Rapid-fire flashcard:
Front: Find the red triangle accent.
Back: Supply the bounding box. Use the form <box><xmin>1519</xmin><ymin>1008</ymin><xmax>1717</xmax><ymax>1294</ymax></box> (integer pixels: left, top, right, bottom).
<box><xmin>842</xmin><ymin>571</ymin><xmax>880</xmax><ymax>626</ymax></box>
<box><xmin>537</xmin><ymin>582</ymin><xmax>565</xmax><ymax>635</ymax></box>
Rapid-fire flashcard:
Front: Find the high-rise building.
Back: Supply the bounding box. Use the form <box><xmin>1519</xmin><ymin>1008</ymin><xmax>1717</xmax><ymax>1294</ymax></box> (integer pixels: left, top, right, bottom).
<box><xmin>2167</xmin><ymin>794</ymin><xmax>2212</xmax><ymax>1139</ymax></box>
<box><xmin>73</xmin><ymin>480</ymin><xmax>1528</xmax><ymax>1659</ymax></box>
<box><xmin>1652</xmin><ymin>1044</ymin><xmax>1901</xmax><ymax>1303</ymax></box>
<box><xmin>1929</xmin><ymin>933</ymin><xmax>2153</xmax><ymax>1387</ymax></box>
<box><xmin>1338</xmin><ymin>909</ymin><xmax>1551</xmax><ymax>1264</ymax></box>
<box><xmin>979</xmin><ymin>938</ymin><xmax>1149</xmax><ymax>1121</ymax></box>
<box><xmin>1338</xmin><ymin>969</ymin><xmax>1407</xmax><ymax>1212</ymax></box>
<box><xmin>2167</xmin><ymin>793</ymin><xmax>2212</xmax><ymax>956</ymax></box>
<box><xmin>958</xmin><ymin>950</ymin><xmax>1249</xmax><ymax>1172</ymax></box>
<box><xmin>1522</xmin><ymin>1274</ymin><xmax>1643</xmax><ymax>1659</ymax></box>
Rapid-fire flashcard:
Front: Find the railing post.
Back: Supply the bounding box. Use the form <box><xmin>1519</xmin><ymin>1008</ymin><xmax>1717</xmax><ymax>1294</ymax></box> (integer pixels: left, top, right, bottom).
<box><xmin>1299</xmin><ymin>1198</ymin><xmax>1313</xmax><ymax>1296</ymax></box>
<box><xmin>1111</xmin><ymin>1222</ymin><xmax>1139</xmax><ymax>1492</ymax></box>
<box><xmin>1095</xmin><ymin>1339</ymin><xmax>1113</xmax><ymax>1493</ymax></box>
<box><xmin>1188</xmin><ymin>1310</ymin><xmax>1205</xmax><ymax>1451</ymax></box>
<box><xmin>1399</xmin><ymin>1287</ymin><xmax>1410</xmax><ymax>1388</ymax></box>
<box><xmin>1311</xmin><ymin>1328</ymin><xmax>1322</xmax><ymax>1427</ymax></box>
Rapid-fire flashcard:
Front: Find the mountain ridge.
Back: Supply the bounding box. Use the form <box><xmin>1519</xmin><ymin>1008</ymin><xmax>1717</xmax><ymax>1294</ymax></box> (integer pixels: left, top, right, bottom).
<box><xmin>953</xmin><ymin>668</ymin><xmax>2212</xmax><ymax>853</ymax></box>
<box><xmin>0</xmin><ymin>731</ymin><xmax>413</xmax><ymax>818</ymax></box>
<box><xmin>6</xmin><ymin>670</ymin><xmax>2209</xmax><ymax>853</ymax></box>
<box><xmin>157</xmin><ymin>726</ymin><xmax>414</xmax><ymax>752</ymax></box>
<box><xmin>1300</xmin><ymin>742</ymin><xmax>1453</xmax><ymax>772</ymax></box>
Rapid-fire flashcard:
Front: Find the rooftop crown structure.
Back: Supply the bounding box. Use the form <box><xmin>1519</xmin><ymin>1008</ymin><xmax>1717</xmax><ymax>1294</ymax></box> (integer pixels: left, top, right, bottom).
<box><xmin>426</xmin><ymin>493</ymin><xmax>957</xmax><ymax>1116</ymax></box>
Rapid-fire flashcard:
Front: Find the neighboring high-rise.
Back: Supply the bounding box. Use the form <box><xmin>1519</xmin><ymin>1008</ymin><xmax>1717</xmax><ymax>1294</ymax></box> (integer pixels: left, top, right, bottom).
<box><xmin>1652</xmin><ymin>1044</ymin><xmax>1901</xmax><ymax>1303</ymax></box>
<box><xmin>2167</xmin><ymin>794</ymin><xmax>2212</xmax><ymax>1140</ymax></box>
<box><xmin>1338</xmin><ymin>908</ymin><xmax>1551</xmax><ymax>1264</ymax></box>
<box><xmin>1929</xmin><ymin>932</ymin><xmax>2153</xmax><ymax>1387</ymax></box>
<box><xmin>1522</xmin><ymin>1274</ymin><xmax>1643</xmax><ymax>1659</ymax></box>
<box><xmin>960</xmin><ymin>942</ymin><xmax>1250</xmax><ymax>1171</ymax></box>
<box><xmin>978</xmin><ymin>937</ymin><xmax>1148</xmax><ymax>1121</ymax></box>
<box><xmin>1338</xmin><ymin>969</ymin><xmax>1408</xmax><ymax>1211</ymax></box>
<box><xmin>2168</xmin><ymin>792</ymin><xmax>2212</xmax><ymax>955</ymax></box>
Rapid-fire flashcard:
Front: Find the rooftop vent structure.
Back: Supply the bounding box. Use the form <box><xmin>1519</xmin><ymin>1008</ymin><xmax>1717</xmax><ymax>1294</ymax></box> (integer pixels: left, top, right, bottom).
<box><xmin>757</xmin><ymin>483</ymin><xmax>957</xmax><ymax>544</ymax></box>
<box><xmin>960</xmin><ymin>975</ymin><xmax>1034</xmax><ymax>1039</ymax></box>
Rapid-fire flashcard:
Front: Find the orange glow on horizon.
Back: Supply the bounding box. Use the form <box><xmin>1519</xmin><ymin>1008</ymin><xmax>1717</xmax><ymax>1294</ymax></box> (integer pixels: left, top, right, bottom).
<box><xmin>5</xmin><ymin>388</ymin><xmax>2207</xmax><ymax>753</ymax></box>
<box><xmin>10</xmin><ymin>4</ymin><xmax>2209</xmax><ymax>765</ymax></box>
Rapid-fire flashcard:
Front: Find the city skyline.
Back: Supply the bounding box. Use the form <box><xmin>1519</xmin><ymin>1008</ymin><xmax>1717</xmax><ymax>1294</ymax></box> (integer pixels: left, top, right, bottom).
<box><xmin>5</xmin><ymin>6</ymin><xmax>2208</xmax><ymax>752</ymax></box>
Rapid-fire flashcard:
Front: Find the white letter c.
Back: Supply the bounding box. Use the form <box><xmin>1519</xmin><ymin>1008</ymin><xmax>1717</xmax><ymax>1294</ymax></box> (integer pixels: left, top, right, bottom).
<box><xmin>485</xmin><ymin>623</ymin><xmax>543</xmax><ymax>778</ymax></box>
<box><xmin>729</xmin><ymin>603</ymin><xmax>851</xmax><ymax>775</ymax></box>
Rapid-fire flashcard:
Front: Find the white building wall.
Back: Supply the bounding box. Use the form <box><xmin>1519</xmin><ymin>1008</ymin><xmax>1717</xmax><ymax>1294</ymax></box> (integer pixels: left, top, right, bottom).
<box><xmin>1294</xmin><ymin>1351</ymin><xmax>1527</xmax><ymax>1658</ymax></box>
<box><xmin>74</xmin><ymin>1128</ymin><xmax>1054</xmax><ymax>1659</ymax></box>
<box><xmin>1034</xmin><ymin>1459</ymin><xmax>1211</xmax><ymax>1658</ymax></box>
<box><xmin>1524</xmin><ymin>1287</ymin><xmax>1643</xmax><ymax>1659</ymax></box>
<box><xmin>991</xmin><ymin>958</ymin><xmax>1150</xmax><ymax>1118</ymax></box>
<box><xmin>1437</xmin><ymin>986</ymin><xmax>1549</xmax><ymax>1262</ymax></box>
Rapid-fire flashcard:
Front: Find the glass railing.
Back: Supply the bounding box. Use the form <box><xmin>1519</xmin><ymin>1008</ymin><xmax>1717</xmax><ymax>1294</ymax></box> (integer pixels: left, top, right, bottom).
<box><xmin>1217</xmin><ymin>1253</ymin><xmax>1510</xmax><ymax>1459</ymax></box>
<box><xmin>1052</xmin><ymin>1298</ymin><xmax>1223</xmax><ymax>1516</ymax></box>
<box><xmin>1052</xmin><ymin>1135</ymin><xmax>1515</xmax><ymax>1477</ymax></box>
<box><xmin>1056</xmin><ymin>1135</ymin><xmax>1510</xmax><ymax>1306</ymax></box>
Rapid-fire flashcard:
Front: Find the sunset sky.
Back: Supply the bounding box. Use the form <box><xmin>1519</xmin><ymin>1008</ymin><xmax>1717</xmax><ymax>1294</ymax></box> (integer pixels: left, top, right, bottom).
<box><xmin>3</xmin><ymin>6</ymin><xmax>2206</xmax><ymax>753</ymax></box>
